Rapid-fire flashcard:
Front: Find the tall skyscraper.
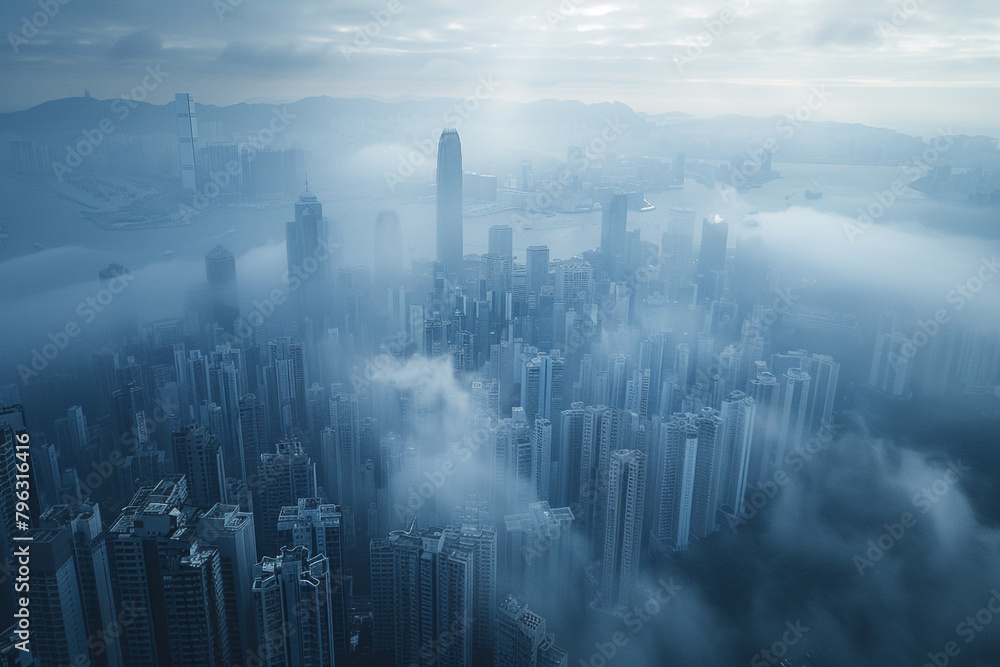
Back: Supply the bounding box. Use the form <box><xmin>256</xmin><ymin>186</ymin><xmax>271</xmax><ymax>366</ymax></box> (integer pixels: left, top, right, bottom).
<box><xmin>717</xmin><ymin>392</ymin><xmax>757</xmax><ymax>520</ymax></box>
<box><xmin>108</xmin><ymin>477</ymin><xmax>231</xmax><ymax>666</ymax></box>
<box><xmin>373</xmin><ymin>522</ymin><xmax>496</xmax><ymax>667</ymax></box>
<box><xmin>489</xmin><ymin>224</ymin><xmax>513</xmax><ymax>263</ymax></box>
<box><xmin>253</xmin><ymin>545</ymin><xmax>336</xmax><ymax>667</ymax></box>
<box><xmin>495</xmin><ymin>595</ymin><xmax>568</xmax><ymax>667</ymax></box>
<box><xmin>698</xmin><ymin>216</ymin><xmax>729</xmax><ymax>300</ymax></box>
<box><xmin>652</xmin><ymin>413</ymin><xmax>704</xmax><ymax>553</ymax></box>
<box><xmin>205</xmin><ymin>245</ymin><xmax>239</xmax><ymax>333</ymax></box>
<box><xmin>503</xmin><ymin>502</ymin><xmax>574</xmax><ymax>600</ymax></box>
<box><xmin>600</xmin><ymin>194</ymin><xmax>628</xmax><ymax>280</ymax></box>
<box><xmin>660</xmin><ymin>208</ymin><xmax>696</xmax><ymax>290</ymax></box>
<box><xmin>276</xmin><ymin>498</ymin><xmax>349</xmax><ymax>665</ymax></box>
<box><xmin>197</xmin><ymin>503</ymin><xmax>259</xmax><ymax>666</ymax></box>
<box><xmin>23</xmin><ymin>528</ymin><xmax>88</xmax><ymax>666</ymax></box>
<box><xmin>286</xmin><ymin>190</ymin><xmax>330</xmax><ymax>335</ymax></box>
<box><xmin>437</xmin><ymin>129</ymin><xmax>464</xmax><ymax>279</ymax></box>
<box><xmin>40</xmin><ymin>503</ymin><xmax>123</xmax><ymax>667</ymax></box>
<box><xmin>176</xmin><ymin>93</ymin><xmax>199</xmax><ymax>194</ymax></box>
<box><xmin>172</xmin><ymin>423</ymin><xmax>226</xmax><ymax>509</ymax></box>
<box><xmin>760</xmin><ymin>368</ymin><xmax>811</xmax><ymax>483</ymax></box>
<box><xmin>255</xmin><ymin>440</ymin><xmax>318</xmax><ymax>557</ymax></box>
<box><xmin>601</xmin><ymin>450</ymin><xmax>646</xmax><ymax>613</ymax></box>
<box><xmin>237</xmin><ymin>394</ymin><xmax>267</xmax><ymax>485</ymax></box>
<box><xmin>526</xmin><ymin>245</ymin><xmax>550</xmax><ymax>297</ymax></box>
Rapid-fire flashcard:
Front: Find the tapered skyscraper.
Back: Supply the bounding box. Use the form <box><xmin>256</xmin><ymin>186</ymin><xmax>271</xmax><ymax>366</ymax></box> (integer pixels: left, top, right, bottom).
<box><xmin>436</xmin><ymin>129</ymin><xmax>464</xmax><ymax>279</ymax></box>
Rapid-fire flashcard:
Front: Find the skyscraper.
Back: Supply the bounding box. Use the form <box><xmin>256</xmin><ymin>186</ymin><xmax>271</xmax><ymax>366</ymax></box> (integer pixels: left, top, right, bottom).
<box><xmin>286</xmin><ymin>189</ymin><xmax>330</xmax><ymax>335</ymax></box>
<box><xmin>373</xmin><ymin>522</ymin><xmax>496</xmax><ymax>667</ymax></box>
<box><xmin>526</xmin><ymin>245</ymin><xmax>550</xmax><ymax>297</ymax></box>
<box><xmin>489</xmin><ymin>224</ymin><xmax>513</xmax><ymax>263</ymax></box>
<box><xmin>276</xmin><ymin>498</ymin><xmax>349</xmax><ymax>665</ymax></box>
<box><xmin>255</xmin><ymin>440</ymin><xmax>318</xmax><ymax>557</ymax></box>
<box><xmin>698</xmin><ymin>216</ymin><xmax>729</xmax><ymax>300</ymax></box>
<box><xmin>108</xmin><ymin>477</ymin><xmax>231</xmax><ymax>666</ymax></box>
<box><xmin>176</xmin><ymin>93</ymin><xmax>198</xmax><ymax>194</ymax></box>
<box><xmin>503</xmin><ymin>502</ymin><xmax>574</xmax><ymax>600</ymax></box>
<box><xmin>660</xmin><ymin>208</ymin><xmax>695</xmax><ymax>290</ymax></box>
<box><xmin>437</xmin><ymin>129</ymin><xmax>464</xmax><ymax>279</ymax></box>
<box><xmin>253</xmin><ymin>545</ymin><xmax>336</xmax><ymax>667</ymax></box>
<box><xmin>601</xmin><ymin>450</ymin><xmax>646</xmax><ymax>613</ymax></box>
<box><xmin>717</xmin><ymin>392</ymin><xmax>757</xmax><ymax>520</ymax></box>
<box><xmin>205</xmin><ymin>245</ymin><xmax>239</xmax><ymax>333</ymax></box>
<box><xmin>600</xmin><ymin>194</ymin><xmax>628</xmax><ymax>280</ymax></box>
<box><xmin>23</xmin><ymin>528</ymin><xmax>88</xmax><ymax>666</ymax></box>
<box><xmin>495</xmin><ymin>595</ymin><xmax>568</xmax><ymax>667</ymax></box>
<box><xmin>172</xmin><ymin>423</ymin><xmax>226</xmax><ymax>509</ymax></box>
<box><xmin>197</xmin><ymin>503</ymin><xmax>259</xmax><ymax>666</ymax></box>
<box><xmin>40</xmin><ymin>503</ymin><xmax>123</xmax><ymax>667</ymax></box>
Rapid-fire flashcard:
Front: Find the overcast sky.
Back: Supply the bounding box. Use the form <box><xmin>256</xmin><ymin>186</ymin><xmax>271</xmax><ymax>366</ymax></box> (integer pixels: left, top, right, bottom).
<box><xmin>3</xmin><ymin>0</ymin><xmax>999</xmax><ymax>136</ymax></box>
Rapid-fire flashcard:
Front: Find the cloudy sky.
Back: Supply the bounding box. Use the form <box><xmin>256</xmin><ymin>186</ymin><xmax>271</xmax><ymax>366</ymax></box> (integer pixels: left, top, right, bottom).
<box><xmin>3</xmin><ymin>0</ymin><xmax>999</xmax><ymax>136</ymax></box>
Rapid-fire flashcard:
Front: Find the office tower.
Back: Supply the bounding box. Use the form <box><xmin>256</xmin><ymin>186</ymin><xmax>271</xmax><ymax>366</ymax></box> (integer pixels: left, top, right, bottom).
<box><xmin>172</xmin><ymin>423</ymin><xmax>226</xmax><ymax>509</ymax></box>
<box><xmin>253</xmin><ymin>545</ymin><xmax>336</xmax><ymax>667</ymax></box>
<box><xmin>640</xmin><ymin>333</ymin><xmax>668</xmax><ymax>412</ymax></box>
<box><xmin>489</xmin><ymin>224</ymin><xmax>514</xmax><ymax>265</ymax></box>
<box><xmin>375</xmin><ymin>522</ymin><xmax>496</xmax><ymax>667</ymax></box>
<box><xmin>698</xmin><ymin>216</ymin><xmax>729</xmax><ymax>299</ymax></box>
<box><xmin>326</xmin><ymin>393</ymin><xmax>360</xmax><ymax>519</ymax></box>
<box><xmin>286</xmin><ymin>190</ymin><xmax>330</xmax><ymax>336</ymax></box>
<box><xmin>653</xmin><ymin>412</ymin><xmax>721</xmax><ymax>553</ymax></box>
<box><xmin>717</xmin><ymin>392</ymin><xmax>756</xmax><ymax>519</ymax></box>
<box><xmin>607</xmin><ymin>353</ymin><xmax>630</xmax><ymax>409</ymax></box>
<box><xmin>264</xmin><ymin>338</ymin><xmax>308</xmax><ymax>442</ymax></box>
<box><xmin>370</xmin><ymin>537</ymin><xmax>395</xmax><ymax>655</ymax></box>
<box><xmin>556</xmin><ymin>403</ymin><xmax>584</xmax><ymax>508</ymax></box>
<box><xmin>577</xmin><ymin>405</ymin><xmax>615</xmax><ymax>542</ymax></box>
<box><xmin>238</xmin><ymin>394</ymin><xmax>267</xmax><ymax>484</ymax></box>
<box><xmin>276</xmin><ymin>498</ymin><xmax>349</xmax><ymax>664</ymax></box>
<box><xmin>255</xmin><ymin>440</ymin><xmax>318</xmax><ymax>557</ymax></box>
<box><xmin>23</xmin><ymin>528</ymin><xmax>88</xmax><ymax>665</ymax></box>
<box><xmin>601</xmin><ymin>450</ymin><xmax>646</xmax><ymax>613</ymax></box>
<box><xmin>108</xmin><ymin>477</ymin><xmax>231</xmax><ymax>666</ymax></box>
<box><xmin>526</xmin><ymin>245</ymin><xmax>550</xmax><ymax>297</ymax></box>
<box><xmin>206</xmin><ymin>245</ymin><xmax>239</xmax><ymax>332</ymax></box>
<box><xmin>492</xmin><ymin>414</ymin><xmax>535</xmax><ymax>518</ymax></box>
<box><xmin>503</xmin><ymin>502</ymin><xmax>574</xmax><ymax>599</ymax></box>
<box><xmin>495</xmin><ymin>595</ymin><xmax>569</xmax><ymax>667</ymax></box>
<box><xmin>531</xmin><ymin>418</ymin><xmax>552</xmax><ymax>502</ymax></box>
<box><xmin>437</xmin><ymin>129</ymin><xmax>464</xmax><ymax>279</ymax></box>
<box><xmin>176</xmin><ymin>93</ymin><xmax>198</xmax><ymax>194</ymax></box>
<box><xmin>40</xmin><ymin>503</ymin><xmax>122</xmax><ymax>667</ymax></box>
<box><xmin>624</xmin><ymin>369</ymin><xmax>651</xmax><ymax>420</ymax></box>
<box><xmin>521</xmin><ymin>352</ymin><xmax>563</xmax><ymax>427</ymax></box>
<box><xmin>689</xmin><ymin>408</ymin><xmax>723</xmax><ymax>539</ymax></box>
<box><xmin>600</xmin><ymin>194</ymin><xmax>628</xmax><ymax>280</ymax></box>
<box><xmin>771</xmin><ymin>350</ymin><xmax>839</xmax><ymax>430</ymax></box>
<box><xmin>760</xmin><ymin>368</ymin><xmax>811</xmax><ymax>483</ymax></box>
<box><xmin>375</xmin><ymin>209</ymin><xmax>404</xmax><ymax>284</ymax></box>
<box><xmin>66</xmin><ymin>404</ymin><xmax>88</xmax><ymax>456</ymax></box>
<box><xmin>197</xmin><ymin>503</ymin><xmax>259</xmax><ymax>666</ymax></box>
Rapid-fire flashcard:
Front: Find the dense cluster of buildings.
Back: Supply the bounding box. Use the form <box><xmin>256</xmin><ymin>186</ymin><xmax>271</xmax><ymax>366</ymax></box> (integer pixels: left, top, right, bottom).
<box><xmin>3</xmin><ymin>123</ymin><xmax>999</xmax><ymax>667</ymax></box>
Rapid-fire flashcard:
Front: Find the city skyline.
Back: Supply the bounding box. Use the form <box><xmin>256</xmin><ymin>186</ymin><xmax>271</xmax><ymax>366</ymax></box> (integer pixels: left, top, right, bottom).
<box><xmin>2</xmin><ymin>2</ymin><xmax>1000</xmax><ymax>665</ymax></box>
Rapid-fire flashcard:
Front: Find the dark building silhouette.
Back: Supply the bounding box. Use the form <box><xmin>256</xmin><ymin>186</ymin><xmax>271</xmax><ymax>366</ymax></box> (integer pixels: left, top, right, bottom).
<box><xmin>600</xmin><ymin>194</ymin><xmax>628</xmax><ymax>280</ymax></box>
<box><xmin>436</xmin><ymin>129</ymin><xmax>464</xmax><ymax>280</ymax></box>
